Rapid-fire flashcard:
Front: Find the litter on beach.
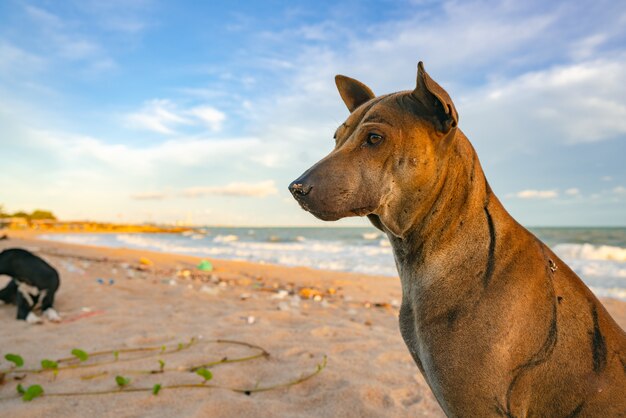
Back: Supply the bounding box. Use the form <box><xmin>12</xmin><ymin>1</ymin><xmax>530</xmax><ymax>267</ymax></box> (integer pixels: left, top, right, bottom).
<box><xmin>197</xmin><ymin>260</ymin><xmax>213</xmax><ymax>271</ymax></box>
<box><xmin>138</xmin><ymin>257</ymin><xmax>153</xmax><ymax>270</ymax></box>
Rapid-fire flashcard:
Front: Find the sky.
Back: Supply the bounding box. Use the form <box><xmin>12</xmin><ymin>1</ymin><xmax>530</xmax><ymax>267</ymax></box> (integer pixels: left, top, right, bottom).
<box><xmin>0</xmin><ymin>0</ymin><xmax>625</xmax><ymax>227</ymax></box>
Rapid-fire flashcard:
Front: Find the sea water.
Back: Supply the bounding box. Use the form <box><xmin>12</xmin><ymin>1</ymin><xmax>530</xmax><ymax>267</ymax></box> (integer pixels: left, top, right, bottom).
<box><xmin>40</xmin><ymin>226</ymin><xmax>626</xmax><ymax>301</ymax></box>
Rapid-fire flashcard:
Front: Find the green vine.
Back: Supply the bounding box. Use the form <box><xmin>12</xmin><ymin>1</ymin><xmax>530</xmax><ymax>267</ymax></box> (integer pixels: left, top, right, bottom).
<box><xmin>0</xmin><ymin>338</ymin><xmax>327</xmax><ymax>402</ymax></box>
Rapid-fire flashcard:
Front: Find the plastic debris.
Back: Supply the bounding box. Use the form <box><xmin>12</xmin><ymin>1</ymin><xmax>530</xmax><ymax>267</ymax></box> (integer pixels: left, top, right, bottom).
<box><xmin>299</xmin><ymin>288</ymin><xmax>323</xmax><ymax>299</ymax></box>
<box><xmin>137</xmin><ymin>257</ymin><xmax>153</xmax><ymax>271</ymax></box>
<box><xmin>197</xmin><ymin>260</ymin><xmax>213</xmax><ymax>272</ymax></box>
<box><xmin>271</xmin><ymin>290</ymin><xmax>289</xmax><ymax>300</ymax></box>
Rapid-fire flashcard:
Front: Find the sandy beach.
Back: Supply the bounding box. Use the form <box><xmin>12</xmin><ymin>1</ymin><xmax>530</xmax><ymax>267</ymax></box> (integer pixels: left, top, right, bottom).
<box><xmin>1</xmin><ymin>232</ymin><xmax>625</xmax><ymax>418</ymax></box>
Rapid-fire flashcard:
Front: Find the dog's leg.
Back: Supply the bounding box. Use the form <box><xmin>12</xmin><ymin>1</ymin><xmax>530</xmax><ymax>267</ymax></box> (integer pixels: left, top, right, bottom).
<box><xmin>16</xmin><ymin>291</ymin><xmax>41</xmax><ymax>323</ymax></box>
<box><xmin>16</xmin><ymin>291</ymin><xmax>29</xmax><ymax>320</ymax></box>
<box><xmin>43</xmin><ymin>308</ymin><xmax>61</xmax><ymax>322</ymax></box>
<box><xmin>41</xmin><ymin>290</ymin><xmax>61</xmax><ymax>322</ymax></box>
<box><xmin>26</xmin><ymin>311</ymin><xmax>43</xmax><ymax>324</ymax></box>
<box><xmin>0</xmin><ymin>278</ymin><xmax>17</xmax><ymax>304</ymax></box>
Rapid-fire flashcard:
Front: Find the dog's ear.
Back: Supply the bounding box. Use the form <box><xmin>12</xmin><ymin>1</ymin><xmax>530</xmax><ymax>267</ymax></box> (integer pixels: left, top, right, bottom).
<box><xmin>412</xmin><ymin>62</ymin><xmax>458</xmax><ymax>133</ymax></box>
<box><xmin>335</xmin><ymin>75</ymin><xmax>375</xmax><ymax>112</ymax></box>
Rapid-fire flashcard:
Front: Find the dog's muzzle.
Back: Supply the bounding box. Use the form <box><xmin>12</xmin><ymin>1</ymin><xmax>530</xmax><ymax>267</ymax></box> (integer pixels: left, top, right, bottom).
<box><xmin>288</xmin><ymin>181</ymin><xmax>313</xmax><ymax>199</ymax></box>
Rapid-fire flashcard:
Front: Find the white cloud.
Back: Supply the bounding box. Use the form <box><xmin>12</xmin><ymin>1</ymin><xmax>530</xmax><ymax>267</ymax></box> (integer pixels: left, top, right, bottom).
<box><xmin>510</xmin><ymin>189</ymin><xmax>559</xmax><ymax>199</ymax></box>
<box><xmin>570</xmin><ymin>33</ymin><xmax>608</xmax><ymax>61</ymax></box>
<box><xmin>73</xmin><ymin>0</ymin><xmax>152</xmax><ymax>34</ymax></box>
<box><xmin>126</xmin><ymin>100</ymin><xmax>228</xmax><ymax>134</ymax></box>
<box><xmin>126</xmin><ymin>99</ymin><xmax>191</xmax><ymax>134</ymax></box>
<box><xmin>463</xmin><ymin>59</ymin><xmax>626</xmax><ymax>147</ymax></box>
<box><xmin>22</xmin><ymin>126</ymin><xmax>262</xmax><ymax>174</ymax></box>
<box><xmin>613</xmin><ymin>186</ymin><xmax>626</xmax><ymax>195</ymax></box>
<box><xmin>0</xmin><ymin>41</ymin><xmax>46</xmax><ymax>75</ymax></box>
<box><xmin>187</xmin><ymin>106</ymin><xmax>226</xmax><ymax>132</ymax></box>
<box><xmin>58</xmin><ymin>39</ymin><xmax>101</xmax><ymax>60</ymax></box>
<box><xmin>182</xmin><ymin>180</ymin><xmax>278</xmax><ymax>198</ymax></box>
<box><xmin>565</xmin><ymin>188</ymin><xmax>580</xmax><ymax>196</ymax></box>
<box><xmin>24</xmin><ymin>5</ymin><xmax>63</xmax><ymax>28</ymax></box>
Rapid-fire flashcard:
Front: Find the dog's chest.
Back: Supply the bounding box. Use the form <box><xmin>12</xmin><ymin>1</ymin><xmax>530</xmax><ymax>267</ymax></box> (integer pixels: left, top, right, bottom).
<box><xmin>16</xmin><ymin>280</ymin><xmax>43</xmax><ymax>306</ymax></box>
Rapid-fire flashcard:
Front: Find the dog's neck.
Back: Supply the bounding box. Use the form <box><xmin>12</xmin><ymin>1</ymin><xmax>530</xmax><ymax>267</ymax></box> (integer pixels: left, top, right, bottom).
<box><xmin>374</xmin><ymin>130</ymin><xmax>501</xmax><ymax>294</ymax></box>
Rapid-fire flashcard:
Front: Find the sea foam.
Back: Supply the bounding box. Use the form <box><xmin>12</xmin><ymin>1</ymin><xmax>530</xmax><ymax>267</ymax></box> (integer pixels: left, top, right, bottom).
<box><xmin>38</xmin><ymin>230</ymin><xmax>626</xmax><ymax>301</ymax></box>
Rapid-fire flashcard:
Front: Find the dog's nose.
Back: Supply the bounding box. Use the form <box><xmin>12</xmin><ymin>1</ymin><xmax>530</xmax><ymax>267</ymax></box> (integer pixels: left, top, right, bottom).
<box><xmin>288</xmin><ymin>181</ymin><xmax>313</xmax><ymax>197</ymax></box>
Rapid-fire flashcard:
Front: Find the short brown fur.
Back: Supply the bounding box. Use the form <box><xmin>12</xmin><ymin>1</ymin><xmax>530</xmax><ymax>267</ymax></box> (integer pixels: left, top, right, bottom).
<box><xmin>289</xmin><ymin>62</ymin><xmax>626</xmax><ymax>417</ymax></box>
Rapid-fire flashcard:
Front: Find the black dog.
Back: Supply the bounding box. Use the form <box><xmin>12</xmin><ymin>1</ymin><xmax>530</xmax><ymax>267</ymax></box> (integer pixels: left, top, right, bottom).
<box><xmin>0</xmin><ymin>248</ymin><xmax>61</xmax><ymax>323</ymax></box>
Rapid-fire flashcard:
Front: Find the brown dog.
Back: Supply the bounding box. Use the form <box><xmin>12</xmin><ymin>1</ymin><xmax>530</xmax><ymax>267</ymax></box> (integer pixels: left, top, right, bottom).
<box><xmin>289</xmin><ymin>62</ymin><xmax>626</xmax><ymax>417</ymax></box>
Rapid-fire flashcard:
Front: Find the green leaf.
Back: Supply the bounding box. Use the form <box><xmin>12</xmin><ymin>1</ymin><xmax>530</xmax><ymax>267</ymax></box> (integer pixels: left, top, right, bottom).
<box><xmin>161</xmin><ymin>345</ymin><xmax>166</xmax><ymax>352</ymax></box>
<box><xmin>71</xmin><ymin>349</ymin><xmax>88</xmax><ymax>362</ymax></box>
<box><xmin>113</xmin><ymin>351</ymin><xmax>119</xmax><ymax>361</ymax></box>
<box><xmin>115</xmin><ymin>375</ymin><xmax>130</xmax><ymax>388</ymax></box>
<box><xmin>177</xmin><ymin>343</ymin><xmax>184</xmax><ymax>351</ymax></box>
<box><xmin>41</xmin><ymin>359</ymin><xmax>58</xmax><ymax>370</ymax></box>
<box><xmin>22</xmin><ymin>385</ymin><xmax>44</xmax><ymax>402</ymax></box>
<box><xmin>196</xmin><ymin>368</ymin><xmax>213</xmax><ymax>382</ymax></box>
<box><xmin>158</xmin><ymin>359</ymin><xmax>165</xmax><ymax>371</ymax></box>
<box><xmin>5</xmin><ymin>353</ymin><xmax>24</xmax><ymax>368</ymax></box>
<box><xmin>152</xmin><ymin>384</ymin><xmax>162</xmax><ymax>395</ymax></box>
<box><xmin>16</xmin><ymin>384</ymin><xmax>25</xmax><ymax>394</ymax></box>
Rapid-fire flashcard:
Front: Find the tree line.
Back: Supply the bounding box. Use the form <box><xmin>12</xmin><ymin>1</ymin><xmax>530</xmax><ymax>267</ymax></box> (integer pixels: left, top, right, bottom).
<box><xmin>0</xmin><ymin>205</ymin><xmax>57</xmax><ymax>221</ymax></box>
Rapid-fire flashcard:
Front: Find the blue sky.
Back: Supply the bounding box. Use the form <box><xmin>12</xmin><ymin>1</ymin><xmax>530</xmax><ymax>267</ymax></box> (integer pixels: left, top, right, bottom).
<box><xmin>0</xmin><ymin>0</ymin><xmax>625</xmax><ymax>226</ymax></box>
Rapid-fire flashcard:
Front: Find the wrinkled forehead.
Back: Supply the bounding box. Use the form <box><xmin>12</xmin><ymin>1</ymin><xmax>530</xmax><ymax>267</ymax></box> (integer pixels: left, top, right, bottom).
<box><xmin>335</xmin><ymin>92</ymin><xmax>418</xmax><ymax>142</ymax></box>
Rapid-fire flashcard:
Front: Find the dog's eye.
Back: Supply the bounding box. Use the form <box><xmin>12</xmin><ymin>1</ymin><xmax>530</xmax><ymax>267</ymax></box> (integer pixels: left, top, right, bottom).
<box><xmin>367</xmin><ymin>133</ymin><xmax>383</xmax><ymax>145</ymax></box>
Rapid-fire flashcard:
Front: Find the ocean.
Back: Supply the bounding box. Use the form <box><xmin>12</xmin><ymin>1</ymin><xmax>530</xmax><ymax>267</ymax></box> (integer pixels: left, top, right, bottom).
<box><xmin>39</xmin><ymin>226</ymin><xmax>626</xmax><ymax>301</ymax></box>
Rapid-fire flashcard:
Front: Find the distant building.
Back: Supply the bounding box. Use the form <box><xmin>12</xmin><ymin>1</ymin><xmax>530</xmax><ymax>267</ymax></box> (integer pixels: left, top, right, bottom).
<box><xmin>0</xmin><ymin>217</ymin><xmax>29</xmax><ymax>229</ymax></box>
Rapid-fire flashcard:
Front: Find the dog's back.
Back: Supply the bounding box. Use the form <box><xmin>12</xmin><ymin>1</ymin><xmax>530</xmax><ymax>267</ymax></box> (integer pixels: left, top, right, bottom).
<box><xmin>0</xmin><ymin>248</ymin><xmax>59</xmax><ymax>291</ymax></box>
